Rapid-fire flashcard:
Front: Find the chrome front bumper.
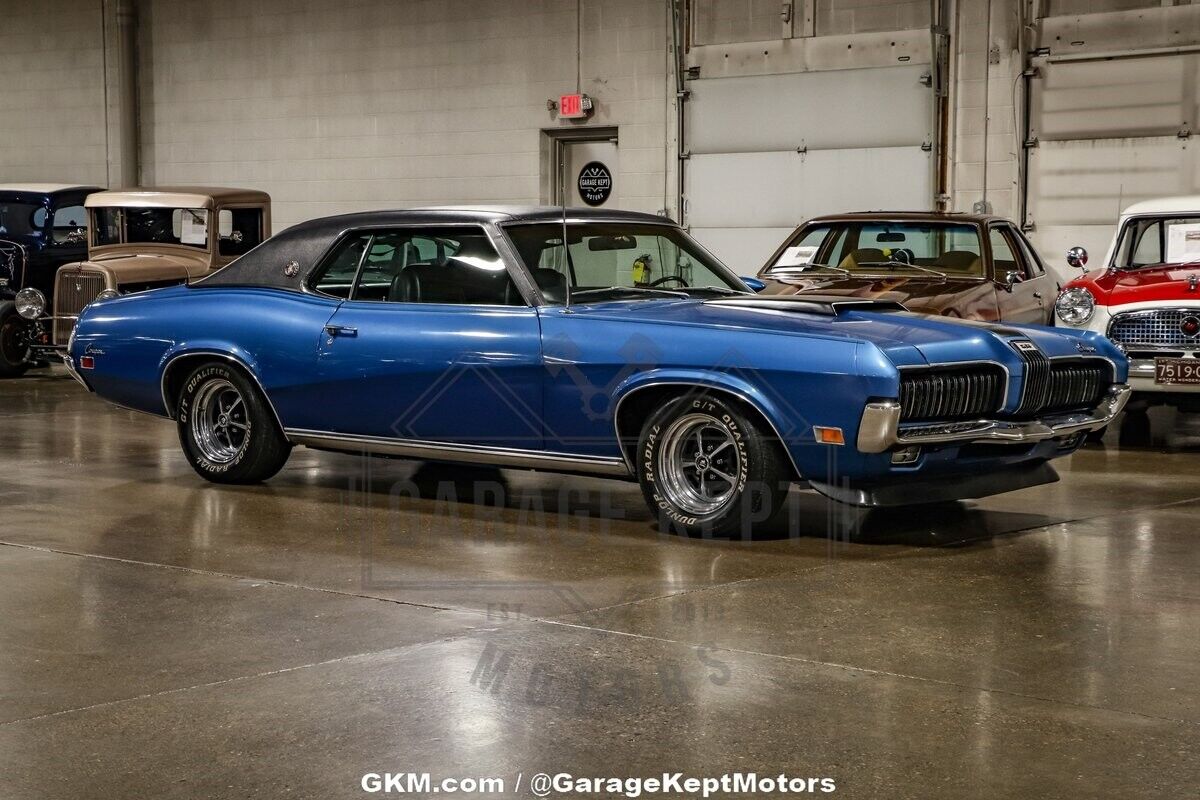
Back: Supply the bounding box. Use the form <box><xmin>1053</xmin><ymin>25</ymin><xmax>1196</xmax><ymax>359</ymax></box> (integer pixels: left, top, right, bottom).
<box><xmin>856</xmin><ymin>385</ymin><xmax>1132</xmax><ymax>453</ymax></box>
<box><xmin>62</xmin><ymin>354</ymin><xmax>92</xmax><ymax>392</ymax></box>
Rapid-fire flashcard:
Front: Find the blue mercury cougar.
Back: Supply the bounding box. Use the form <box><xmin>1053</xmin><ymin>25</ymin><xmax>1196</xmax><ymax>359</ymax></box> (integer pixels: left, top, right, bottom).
<box><xmin>65</xmin><ymin>207</ymin><xmax>1129</xmax><ymax>535</ymax></box>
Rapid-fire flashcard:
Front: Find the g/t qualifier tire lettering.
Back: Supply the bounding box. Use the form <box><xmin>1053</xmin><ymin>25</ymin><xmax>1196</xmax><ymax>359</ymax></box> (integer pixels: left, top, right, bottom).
<box><xmin>176</xmin><ymin>361</ymin><xmax>292</xmax><ymax>484</ymax></box>
<box><xmin>636</xmin><ymin>393</ymin><xmax>788</xmax><ymax>537</ymax></box>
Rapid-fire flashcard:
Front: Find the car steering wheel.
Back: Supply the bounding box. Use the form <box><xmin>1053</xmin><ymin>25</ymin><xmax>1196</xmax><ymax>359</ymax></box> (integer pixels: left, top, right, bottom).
<box><xmin>891</xmin><ymin>248</ymin><xmax>915</xmax><ymax>265</ymax></box>
<box><xmin>649</xmin><ymin>275</ymin><xmax>690</xmax><ymax>288</ymax></box>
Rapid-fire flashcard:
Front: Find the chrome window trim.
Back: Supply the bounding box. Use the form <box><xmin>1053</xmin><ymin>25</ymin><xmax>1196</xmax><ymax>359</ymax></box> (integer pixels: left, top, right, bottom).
<box><xmin>158</xmin><ymin>350</ymin><xmax>287</xmax><ymax>434</ymax></box>
<box><xmin>610</xmin><ymin>381</ymin><xmax>805</xmax><ymax>480</ymax></box>
<box><xmin>284</xmin><ymin>428</ymin><xmax>630</xmax><ymax>477</ymax></box>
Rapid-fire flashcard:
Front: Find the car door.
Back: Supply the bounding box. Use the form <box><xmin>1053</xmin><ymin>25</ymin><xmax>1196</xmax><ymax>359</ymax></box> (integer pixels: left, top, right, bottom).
<box><xmin>309</xmin><ymin>226</ymin><xmax>545</xmax><ymax>450</ymax></box>
<box><xmin>989</xmin><ymin>224</ymin><xmax>1048</xmax><ymax>324</ymax></box>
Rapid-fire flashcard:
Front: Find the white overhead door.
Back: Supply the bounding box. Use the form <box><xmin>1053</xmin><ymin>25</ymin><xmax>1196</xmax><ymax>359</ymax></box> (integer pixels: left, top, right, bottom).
<box><xmin>685</xmin><ymin>65</ymin><xmax>934</xmax><ymax>269</ymax></box>
<box><xmin>1026</xmin><ymin>54</ymin><xmax>1200</xmax><ymax>282</ymax></box>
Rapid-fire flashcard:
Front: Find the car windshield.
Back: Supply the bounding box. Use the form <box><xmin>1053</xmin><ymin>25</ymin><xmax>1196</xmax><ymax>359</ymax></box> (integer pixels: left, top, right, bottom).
<box><xmin>0</xmin><ymin>201</ymin><xmax>46</xmax><ymax>238</ymax></box>
<box><xmin>92</xmin><ymin>206</ymin><xmax>210</xmax><ymax>249</ymax></box>
<box><xmin>1112</xmin><ymin>216</ymin><xmax>1200</xmax><ymax>268</ymax></box>
<box><xmin>503</xmin><ymin>222</ymin><xmax>745</xmax><ymax>304</ymax></box>
<box><xmin>767</xmin><ymin>220</ymin><xmax>984</xmax><ymax>277</ymax></box>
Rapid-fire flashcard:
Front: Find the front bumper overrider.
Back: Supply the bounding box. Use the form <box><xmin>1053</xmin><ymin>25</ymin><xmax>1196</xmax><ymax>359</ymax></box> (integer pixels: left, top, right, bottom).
<box><xmin>856</xmin><ymin>385</ymin><xmax>1132</xmax><ymax>454</ymax></box>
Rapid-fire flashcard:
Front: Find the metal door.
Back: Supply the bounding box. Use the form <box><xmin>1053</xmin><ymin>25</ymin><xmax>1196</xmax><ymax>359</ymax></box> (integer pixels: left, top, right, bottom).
<box><xmin>685</xmin><ymin>65</ymin><xmax>935</xmax><ymax>270</ymax></box>
<box><xmin>1025</xmin><ymin>53</ymin><xmax>1200</xmax><ymax>282</ymax></box>
<box><xmin>556</xmin><ymin>138</ymin><xmax>620</xmax><ymax>209</ymax></box>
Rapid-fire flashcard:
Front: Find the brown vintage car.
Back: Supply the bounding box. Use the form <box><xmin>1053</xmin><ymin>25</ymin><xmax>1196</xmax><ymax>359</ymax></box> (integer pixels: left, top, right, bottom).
<box><xmin>755</xmin><ymin>212</ymin><xmax>1054</xmax><ymax>325</ymax></box>
<box><xmin>30</xmin><ymin>187</ymin><xmax>270</xmax><ymax>349</ymax></box>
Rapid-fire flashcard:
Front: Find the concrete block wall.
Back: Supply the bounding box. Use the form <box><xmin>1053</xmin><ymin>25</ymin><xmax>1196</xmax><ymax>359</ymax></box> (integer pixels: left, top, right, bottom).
<box><xmin>0</xmin><ymin>0</ymin><xmax>109</xmax><ymax>186</ymax></box>
<box><xmin>138</xmin><ymin>0</ymin><xmax>672</xmax><ymax>231</ymax></box>
<box><xmin>950</xmin><ymin>0</ymin><xmax>1022</xmax><ymax>219</ymax></box>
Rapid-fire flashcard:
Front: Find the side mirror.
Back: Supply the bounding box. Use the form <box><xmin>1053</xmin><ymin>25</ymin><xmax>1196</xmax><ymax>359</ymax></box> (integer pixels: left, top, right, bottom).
<box><xmin>740</xmin><ymin>276</ymin><xmax>767</xmax><ymax>293</ymax></box>
<box><xmin>1001</xmin><ymin>270</ymin><xmax>1021</xmax><ymax>293</ymax></box>
<box><xmin>1066</xmin><ymin>246</ymin><xmax>1088</xmax><ymax>270</ymax></box>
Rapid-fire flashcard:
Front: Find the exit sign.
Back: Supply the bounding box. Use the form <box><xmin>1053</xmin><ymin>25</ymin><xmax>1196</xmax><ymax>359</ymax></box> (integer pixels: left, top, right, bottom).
<box><xmin>558</xmin><ymin>93</ymin><xmax>593</xmax><ymax>119</ymax></box>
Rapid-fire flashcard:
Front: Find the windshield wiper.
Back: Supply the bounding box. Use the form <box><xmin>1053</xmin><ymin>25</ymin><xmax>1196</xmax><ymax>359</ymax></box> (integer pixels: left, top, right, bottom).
<box><xmin>687</xmin><ymin>285</ymin><xmax>752</xmax><ymax>296</ymax></box>
<box><xmin>858</xmin><ymin>260</ymin><xmax>949</xmax><ymax>279</ymax></box>
<box><xmin>570</xmin><ymin>286</ymin><xmax>691</xmax><ymax>301</ymax></box>
<box><xmin>774</xmin><ymin>262</ymin><xmax>851</xmax><ymax>276</ymax></box>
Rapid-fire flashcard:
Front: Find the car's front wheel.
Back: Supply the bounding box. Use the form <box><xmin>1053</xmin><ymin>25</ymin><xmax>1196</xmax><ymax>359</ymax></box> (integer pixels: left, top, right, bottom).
<box><xmin>0</xmin><ymin>306</ymin><xmax>31</xmax><ymax>378</ymax></box>
<box><xmin>636</xmin><ymin>394</ymin><xmax>789</xmax><ymax>536</ymax></box>
<box><xmin>176</xmin><ymin>362</ymin><xmax>291</xmax><ymax>483</ymax></box>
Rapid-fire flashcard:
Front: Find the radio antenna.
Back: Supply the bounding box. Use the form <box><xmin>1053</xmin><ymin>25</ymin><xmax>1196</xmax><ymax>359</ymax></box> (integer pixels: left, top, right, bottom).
<box><xmin>560</xmin><ymin>147</ymin><xmax>572</xmax><ymax>311</ymax></box>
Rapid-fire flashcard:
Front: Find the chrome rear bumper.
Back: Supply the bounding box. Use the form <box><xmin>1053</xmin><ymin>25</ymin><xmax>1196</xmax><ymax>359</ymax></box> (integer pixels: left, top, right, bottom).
<box><xmin>857</xmin><ymin>385</ymin><xmax>1132</xmax><ymax>453</ymax></box>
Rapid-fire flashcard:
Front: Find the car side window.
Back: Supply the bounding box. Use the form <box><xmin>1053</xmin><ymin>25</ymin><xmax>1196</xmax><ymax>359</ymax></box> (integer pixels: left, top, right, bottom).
<box><xmin>50</xmin><ymin>204</ymin><xmax>87</xmax><ymax>244</ymax></box>
<box><xmin>988</xmin><ymin>228</ymin><xmax>1020</xmax><ymax>280</ymax></box>
<box><xmin>316</xmin><ymin>227</ymin><xmax>519</xmax><ymax>306</ymax></box>
<box><xmin>310</xmin><ymin>234</ymin><xmax>370</xmax><ymax>299</ymax></box>
<box><xmin>1010</xmin><ymin>227</ymin><xmax>1046</xmax><ymax>276</ymax></box>
<box><xmin>218</xmin><ymin>208</ymin><xmax>265</xmax><ymax>257</ymax></box>
<box><xmin>1131</xmin><ymin>221</ymin><xmax>1163</xmax><ymax>266</ymax></box>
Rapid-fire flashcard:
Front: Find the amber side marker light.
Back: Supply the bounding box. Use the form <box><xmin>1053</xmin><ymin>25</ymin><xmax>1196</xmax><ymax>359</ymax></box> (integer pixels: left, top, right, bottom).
<box><xmin>814</xmin><ymin>426</ymin><xmax>845</xmax><ymax>445</ymax></box>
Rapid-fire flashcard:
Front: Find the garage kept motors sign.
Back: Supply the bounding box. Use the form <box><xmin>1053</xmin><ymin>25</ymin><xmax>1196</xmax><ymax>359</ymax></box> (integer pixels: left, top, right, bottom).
<box><xmin>577</xmin><ymin>162</ymin><xmax>613</xmax><ymax>206</ymax></box>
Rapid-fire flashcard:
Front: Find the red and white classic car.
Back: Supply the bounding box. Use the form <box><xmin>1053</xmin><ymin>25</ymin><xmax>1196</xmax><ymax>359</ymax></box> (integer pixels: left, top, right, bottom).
<box><xmin>1055</xmin><ymin>196</ymin><xmax>1200</xmax><ymax>408</ymax></box>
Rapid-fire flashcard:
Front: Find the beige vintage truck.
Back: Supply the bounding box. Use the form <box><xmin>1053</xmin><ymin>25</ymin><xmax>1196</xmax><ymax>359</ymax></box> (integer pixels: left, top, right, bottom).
<box><xmin>15</xmin><ymin>187</ymin><xmax>270</xmax><ymax>351</ymax></box>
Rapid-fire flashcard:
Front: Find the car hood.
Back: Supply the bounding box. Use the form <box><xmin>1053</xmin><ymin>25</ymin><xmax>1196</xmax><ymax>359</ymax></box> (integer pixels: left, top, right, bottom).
<box><xmin>757</xmin><ymin>272</ymin><xmax>986</xmax><ymax>315</ymax></box>
<box><xmin>71</xmin><ymin>251</ymin><xmax>211</xmax><ymax>283</ymax></box>
<box><xmin>1068</xmin><ymin>263</ymin><xmax>1200</xmax><ymax>304</ymax></box>
<box><xmin>564</xmin><ymin>296</ymin><xmax>1111</xmax><ymax>368</ymax></box>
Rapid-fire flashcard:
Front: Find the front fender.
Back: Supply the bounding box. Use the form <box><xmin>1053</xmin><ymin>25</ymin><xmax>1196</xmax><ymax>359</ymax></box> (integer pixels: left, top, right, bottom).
<box><xmin>609</xmin><ymin>348</ymin><xmax>898</xmax><ymax>483</ymax></box>
<box><xmin>612</xmin><ymin>368</ymin><xmax>796</xmax><ymax>447</ymax></box>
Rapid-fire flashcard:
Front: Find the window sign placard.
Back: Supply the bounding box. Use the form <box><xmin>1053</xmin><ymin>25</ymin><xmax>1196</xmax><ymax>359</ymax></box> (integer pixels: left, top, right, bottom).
<box><xmin>180</xmin><ymin>209</ymin><xmax>208</xmax><ymax>245</ymax></box>
<box><xmin>775</xmin><ymin>245</ymin><xmax>818</xmax><ymax>267</ymax></box>
<box><xmin>1166</xmin><ymin>222</ymin><xmax>1200</xmax><ymax>264</ymax></box>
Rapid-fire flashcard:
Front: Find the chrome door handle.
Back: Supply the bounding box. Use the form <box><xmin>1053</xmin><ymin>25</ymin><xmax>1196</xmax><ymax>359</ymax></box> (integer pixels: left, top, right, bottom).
<box><xmin>324</xmin><ymin>325</ymin><xmax>358</xmax><ymax>338</ymax></box>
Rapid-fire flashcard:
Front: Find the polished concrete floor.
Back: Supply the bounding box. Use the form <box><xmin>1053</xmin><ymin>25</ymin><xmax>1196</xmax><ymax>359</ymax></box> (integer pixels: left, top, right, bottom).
<box><xmin>2</xmin><ymin>369</ymin><xmax>1198</xmax><ymax>798</ymax></box>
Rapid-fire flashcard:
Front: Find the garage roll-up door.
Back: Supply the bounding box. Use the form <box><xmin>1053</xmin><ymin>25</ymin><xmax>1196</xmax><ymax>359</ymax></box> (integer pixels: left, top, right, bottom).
<box><xmin>1026</xmin><ymin>54</ymin><xmax>1200</xmax><ymax>280</ymax></box>
<box><xmin>685</xmin><ymin>65</ymin><xmax>934</xmax><ymax>269</ymax></box>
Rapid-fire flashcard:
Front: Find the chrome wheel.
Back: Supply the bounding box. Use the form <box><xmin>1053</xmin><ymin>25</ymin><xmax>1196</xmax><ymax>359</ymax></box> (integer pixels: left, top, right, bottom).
<box><xmin>656</xmin><ymin>413</ymin><xmax>743</xmax><ymax>517</ymax></box>
<box><xmin>189</xmin><ymin>378</ymin><xmax>249</xmax><ymax>464</ymax></box>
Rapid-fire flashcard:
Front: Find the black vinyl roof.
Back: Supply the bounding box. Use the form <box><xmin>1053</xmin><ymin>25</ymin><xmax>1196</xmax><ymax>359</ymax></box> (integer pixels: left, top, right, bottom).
<box><xmin>198</xmin><ymin>206</ymin><xmax>675</xmax><ymax>291</ymax></box>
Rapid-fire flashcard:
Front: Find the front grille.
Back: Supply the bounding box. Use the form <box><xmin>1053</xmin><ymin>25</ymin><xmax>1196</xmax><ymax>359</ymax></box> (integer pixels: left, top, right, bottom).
<box><xmin>1109</xmin><ymin>308</ymin><xmax>1200</xmax><ymax>348</ymax></box>
<box><xmin>53</xmin><ymin>271</ymin><xmax>106</xmax><ymax>344</ymax></box>
<box><xmin>1014</xmin><ymin>344</ymin><xmax>1110</xmax><ymax>418</ymax></box>
<box><xmin>899</xmin><ymin>365</ymin><xmax>1006</xmax><ymax>422</ymax></box>
<box><xmin>0</xmin><ymin>241</ymin><xmax>25</xmax><ymax>287</ymax></box>
<box><xmin>1043</xmin><ymin>361</ymin><xmax>1110</xmax><ymax>414</ymax></box>
<box><xmin>899</xmin><ymin>357</ymin><xmax>1110</xmax><ymax>425</ymax></box>
<box><xmin>1015</xmin><ymin>346</ymin><xmax>1051</xmax><ymax>415</ymax></box>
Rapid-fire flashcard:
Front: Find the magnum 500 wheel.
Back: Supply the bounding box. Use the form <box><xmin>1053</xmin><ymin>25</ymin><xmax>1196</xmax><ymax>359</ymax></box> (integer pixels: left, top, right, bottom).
<box><xmin>176</xmin><ymin>362</ymin><xmax>291</xmax><ymax>484</ymax></box>
<box><xmin>637</xmin><ymin>394</ymin><xmax>789</xmax><ymax>536</ymax></box>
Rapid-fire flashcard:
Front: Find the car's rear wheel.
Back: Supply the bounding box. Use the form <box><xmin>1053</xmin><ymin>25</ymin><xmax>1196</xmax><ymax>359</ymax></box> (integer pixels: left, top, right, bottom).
<box><xmin>0</xmin><ymin>307</ymin><xmax>31</xmax><ymax>378</ymax></box>
<box><xmin>636</xmin><ymin>393</ymin><xmax>789</xmax><ymax>537</ymax></box>
<box><xmin>176</xmin><ymin>362</ymin><xmax>291</xmax><ymax>483</ymax></box>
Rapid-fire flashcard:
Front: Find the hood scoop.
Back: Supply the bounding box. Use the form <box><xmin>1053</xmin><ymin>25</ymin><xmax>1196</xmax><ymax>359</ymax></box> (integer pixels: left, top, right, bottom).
<box><xmin>706</xmin><ymin>295</ymin><xmax>909</xmax><ymax>316</ymax></box>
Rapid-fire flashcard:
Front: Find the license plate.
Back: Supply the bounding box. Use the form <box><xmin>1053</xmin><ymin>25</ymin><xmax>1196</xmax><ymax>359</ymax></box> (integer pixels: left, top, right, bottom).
<box><xmin>1155</xmin><ymin>358</ymin><xmax>1200</xmax><ymax>385</ymax></box>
